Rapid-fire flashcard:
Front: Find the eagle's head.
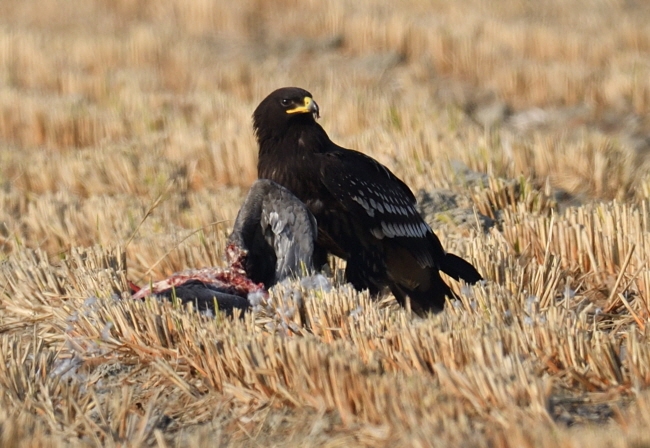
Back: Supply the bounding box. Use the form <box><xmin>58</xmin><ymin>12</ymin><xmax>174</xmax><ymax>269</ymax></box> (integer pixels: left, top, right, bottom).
<box><xmin>252</xmin><ymin>87</ymin><xmax>320</xmax><ymax>143</ymax></box>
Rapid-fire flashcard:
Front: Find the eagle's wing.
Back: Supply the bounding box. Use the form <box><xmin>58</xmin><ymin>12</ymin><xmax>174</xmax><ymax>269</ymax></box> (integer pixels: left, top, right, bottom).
<box><xmin>319</xmin><ymin>148</ymin><xmax>482</xmax><ymax>286</ymax></box>
<box><xmin>319</xmin><ymin>148</ymin><xmax>443</xmax><ymax>269</ymax></box>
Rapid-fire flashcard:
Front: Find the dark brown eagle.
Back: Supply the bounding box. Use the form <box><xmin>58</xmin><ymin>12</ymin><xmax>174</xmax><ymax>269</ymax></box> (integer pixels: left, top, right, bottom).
<box><xmin>253</xmin><ymin>87</ymin><xmax>482</xmax><ymax>313</ymax></box>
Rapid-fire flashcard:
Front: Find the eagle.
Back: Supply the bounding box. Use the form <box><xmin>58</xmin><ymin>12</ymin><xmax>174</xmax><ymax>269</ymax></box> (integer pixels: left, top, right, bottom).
<box><xmin>253</xmin><ymin>87</ymin><xmax>482</xmax><ymax>313</ymax></box>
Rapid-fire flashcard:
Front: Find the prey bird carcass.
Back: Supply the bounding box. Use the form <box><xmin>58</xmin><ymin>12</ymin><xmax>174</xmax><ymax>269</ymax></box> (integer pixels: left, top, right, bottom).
<box><xmin>130</xmin><ymin>179</ymin><xmax>318</xmax><ymax>315</ymax></box>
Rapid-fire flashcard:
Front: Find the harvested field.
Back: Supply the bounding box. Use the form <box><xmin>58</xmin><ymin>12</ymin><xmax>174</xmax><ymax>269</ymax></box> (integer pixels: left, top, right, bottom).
<box><xmin>2</xmin><ymin>0</ymin><xmax>650</xmax><ymax>446</ymax></box>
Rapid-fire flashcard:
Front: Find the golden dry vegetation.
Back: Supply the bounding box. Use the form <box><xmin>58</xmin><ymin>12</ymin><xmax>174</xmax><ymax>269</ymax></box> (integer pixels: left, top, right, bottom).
<box><xmin>2</xmin><ymin>0</ymin><xmax>650</xmax><ymax>446</ymax></box>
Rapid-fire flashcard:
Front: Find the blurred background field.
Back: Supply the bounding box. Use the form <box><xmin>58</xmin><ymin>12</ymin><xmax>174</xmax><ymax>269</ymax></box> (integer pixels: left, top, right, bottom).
<box><xmin>2</xmin><ymin>0</ymin><xmax>650</xmax><ymax>446</ymax></box>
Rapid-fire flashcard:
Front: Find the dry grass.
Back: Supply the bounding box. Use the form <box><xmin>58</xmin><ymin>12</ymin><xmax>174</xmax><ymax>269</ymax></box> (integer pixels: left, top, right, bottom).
<box><xmin>2</xmin><ymin>0</ymin><xmax>650</xmax><ymax>446</ymax></box>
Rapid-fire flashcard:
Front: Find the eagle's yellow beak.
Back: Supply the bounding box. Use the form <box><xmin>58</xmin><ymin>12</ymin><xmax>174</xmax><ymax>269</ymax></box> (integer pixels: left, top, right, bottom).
<box><xmin>286</xmin><ymin>96</ymin><xmax>320</xmax><ymax>118</ymax></box>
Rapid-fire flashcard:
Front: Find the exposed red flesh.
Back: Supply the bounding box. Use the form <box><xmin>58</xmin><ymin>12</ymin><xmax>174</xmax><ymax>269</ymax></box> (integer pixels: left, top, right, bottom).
<box><xmin>130</xmin><ymin>243</ymin><xmax>267</xmax><ymax>301</ymax></box>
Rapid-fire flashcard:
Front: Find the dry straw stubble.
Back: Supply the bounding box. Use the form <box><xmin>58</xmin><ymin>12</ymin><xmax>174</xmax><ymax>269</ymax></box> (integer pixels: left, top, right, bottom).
<box><xmin>2</xmin><ymin>0</ymin><xmax>650</xmax><ymax>446</ymax></box>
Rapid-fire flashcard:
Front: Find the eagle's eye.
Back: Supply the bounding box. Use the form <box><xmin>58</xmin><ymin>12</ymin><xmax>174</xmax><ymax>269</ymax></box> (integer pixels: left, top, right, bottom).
<box><xmin>280</xmin><ymin>98</ymin><xmax>291</xmax><ymax>107</ymax></box>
